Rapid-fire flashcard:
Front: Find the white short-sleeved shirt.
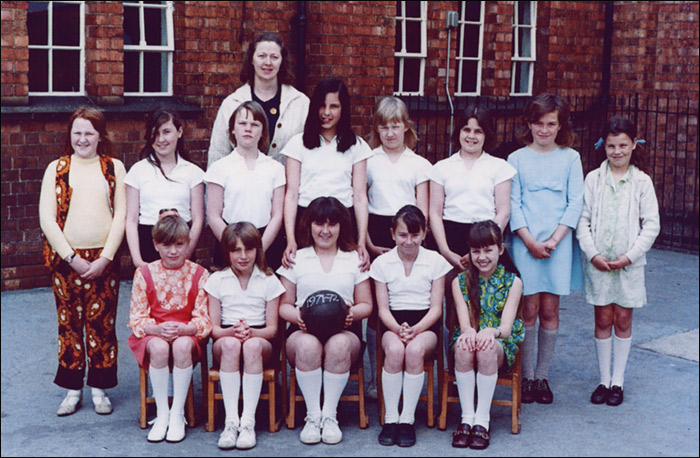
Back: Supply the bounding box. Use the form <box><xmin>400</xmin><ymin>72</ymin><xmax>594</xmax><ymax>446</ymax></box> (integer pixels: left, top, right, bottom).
<box><xmin>366</xmin><ymin>147</ymin><xmax>431</xmax><ymax>216</ymax></box>
<box><xmin>370</xmin><ymin>247</ymin><xmax>452</xmax><ymax>311</ymax></box>
<box><xmin>205</xmin><ymin>266</ymin><xmax>285</xmax><ymax>327</ymax></box>
<box><xmin>204</xmin><ymin>149</ymin><xmax>286</xmax><ymax>228</ymax></box>
<box><xmin>429</xmin><ymin>152</ymin><xmax>516</xmax><ymax>223</ymax></box>
<box><xmin>124</xmin><ymin>156</ymin><xmax>204</xmax><ymax>225</ymax></box>
<box><xmin>281</xmin><ymin>134</ymin><xmax>373</xmax><ymax>207</ymax></box>
<box><xmin>276</xmin><ymin>247</ymin><xmax>369</xmax><ymax>308</ymax></box>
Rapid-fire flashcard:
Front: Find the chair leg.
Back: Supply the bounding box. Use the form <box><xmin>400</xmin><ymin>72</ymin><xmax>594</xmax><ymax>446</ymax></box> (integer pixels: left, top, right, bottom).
<box><xmin>139</xmin><ymin>368</ymin><xmax>148</xmax><ymax>429</ymax></box>
<box><xmin>286</xmin><ymin>370</ymin><xmax>296</xmax><ymax>429</ymax></box>
<box><xmin>357</xmin><ymin>372</ymin><xmax>368</xmax><ymax>429</ymax></box>
<box><xmin>268</xmin><ymin>378</ymin><xmax>279</xmax><ymax>433</ymax></box>
<box><xmin>206</xmin><ymin>375</ymin><xmax>216</xmax><ymax>432</ymax></box>
<box><xmin>185</xmin><ymin>381</ymin><xmax>196</xmax><ymax>427</ymax></box>
<box><xmin>426</xmin><ymin>365</ymin><xmax>434</xmax><ymax>428</ymax></box>
<box><xmin>437</xmin><ymin>374</ymin><xmax>449</xmax><ymax>431</ymax></box>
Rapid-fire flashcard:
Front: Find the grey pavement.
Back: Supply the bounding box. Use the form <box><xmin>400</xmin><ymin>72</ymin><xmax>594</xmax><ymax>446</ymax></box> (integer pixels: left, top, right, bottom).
<box><xmin>2</xmin><ymin>249</ymin><xmax>698</xmax><ymax>457</ymax></box>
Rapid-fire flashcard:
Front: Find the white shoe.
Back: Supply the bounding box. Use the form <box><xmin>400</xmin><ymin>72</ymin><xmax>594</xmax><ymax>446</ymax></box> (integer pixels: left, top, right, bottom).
<box><xmin>217</xmin><ymin>421</ymin><xmax>238</xmax><ymax>449</ymax></box>
<box><xmin>147</xmin><ymin>416</ymin><xmax>169</xmax><ymax>442</ymax></box>
<box><xmin>236</xmin><ymin>422</ymin><xmax>256</xmax><ymax>450</ymax></box>
<box><xmin>57</xmin><ymin>391</ymin><xmax>82</xmax><ymax>416</ymax></box>
<box><xmin>321</xmin><ymin>417</ymin><xmax>343</xmax><ymax>444</ymax></box>
<box><xmin>92</xmin><ymin>392</ymin><xmax>113</xmax><ymax>415</ymax></box>
<box><xmin>299</xmin><ymin>416</ymin><xmax>322</xmax><ymax>444</ymax></box>
<box><xmin>165</xmin><ymin>412</ymin><xmax>186</xmax><ymax>443</ymax></box>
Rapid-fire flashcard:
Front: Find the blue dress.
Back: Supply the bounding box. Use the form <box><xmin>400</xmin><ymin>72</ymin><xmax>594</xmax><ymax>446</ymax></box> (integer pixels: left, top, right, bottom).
<box><xmin>508</xmin><ymin>146</ymin><xmax>584</xmax><ymax>295</ymax></box>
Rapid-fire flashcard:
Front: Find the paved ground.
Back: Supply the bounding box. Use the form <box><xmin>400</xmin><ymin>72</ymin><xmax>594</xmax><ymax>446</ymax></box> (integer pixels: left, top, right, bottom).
<box><xmin>2</xmin><ymin>248</ymin><xmax>698</xmax><ymax>457</ymax></box>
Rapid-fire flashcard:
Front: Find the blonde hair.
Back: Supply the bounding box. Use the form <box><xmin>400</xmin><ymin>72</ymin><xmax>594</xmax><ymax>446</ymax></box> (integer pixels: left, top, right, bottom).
<box><xmin>369</xmin><ymin>96</ymin><xmax>418</xmax><ymax>150</ymax></box>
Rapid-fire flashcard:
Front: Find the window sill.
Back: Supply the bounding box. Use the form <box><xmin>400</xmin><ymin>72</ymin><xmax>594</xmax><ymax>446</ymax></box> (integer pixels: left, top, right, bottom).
<box><xmin>1</xmin><ymin>96</ymin><xmax>202</xmax><ymax>122</ymax></box>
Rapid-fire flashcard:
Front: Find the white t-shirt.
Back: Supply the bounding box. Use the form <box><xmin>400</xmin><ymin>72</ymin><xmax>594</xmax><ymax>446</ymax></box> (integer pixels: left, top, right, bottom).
<box><xmin>204</xmin><ymin>149</ymin><xmax>286</xmax><ymax>228</ymax></box>
<box><xmin>369</xmin><ymin>247</ymin><xmax>452</xmax><ymax>311</ymax></box>
<box><xmin>429</xmin><ymin>152</ymin><xmax>516</xmax><ymax>223</ymax></box>
<box><xmin>281</xmin><ymin>133</ymin><xmax>373</xmax><ymax>207</ymax></box>
<box><xmin>366</xmin><ymin>146</ymin><xmax>431</xmax><ymax>216</ymax></box>
<box><xmin>204</xmin><ymin>266</ymin><xmax>285</xmax><ymax>327</ymax></box>
<box><xmin>276</xmin><ymin>247</ymin><xmax>369</xmax><ymax>308</ymax></box>
<box><xmin>124</xmin><ymin>156</ymin><xmax>204</xmax><ymax>225</ymax></box>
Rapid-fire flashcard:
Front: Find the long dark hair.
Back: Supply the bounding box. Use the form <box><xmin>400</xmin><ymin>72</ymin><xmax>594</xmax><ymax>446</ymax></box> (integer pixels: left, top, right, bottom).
<box><xmin>516</xmin><ymin>93</ymin><xmax>577</xmax><ymax>148</ymax></box>
<box><xmin>299</xmin><ymin>196</ymin><xmax>357</xmax><ymax>252</ymax></box>
<box><xmin>239</xmin><ymin>32</ymin><xmax>294</xmax><ymax>86</ymax></box>
<box><xmin>452</xmin><ymin>104</ymin><xmax>497</xmax><ymax>153</ymax></box>
<box><xmin>139</xmin><ymin>108</ymin><xmax>190</xmax><ymax>181</ymax></box>
<box><xmin>599</xmin><ymin>115</ymin><xmax>646</xmax><ymax>173</ymax></box>
<box><xmin>303</xmin><ymin>77</ymin><xmax>357</xmax><ymax>153</ymax></box>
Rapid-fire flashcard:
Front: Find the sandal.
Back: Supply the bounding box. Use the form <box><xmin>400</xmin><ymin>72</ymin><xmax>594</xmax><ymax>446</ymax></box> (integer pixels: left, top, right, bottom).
<box><xmin>470</xmin><ymin>425</ymin><xmax>490</xmax><ymax>450</ymax></box>
<box><xmin>451</xmin><ymin>423</ymin><xmax>471</xmax><ymax>448</ymax></box>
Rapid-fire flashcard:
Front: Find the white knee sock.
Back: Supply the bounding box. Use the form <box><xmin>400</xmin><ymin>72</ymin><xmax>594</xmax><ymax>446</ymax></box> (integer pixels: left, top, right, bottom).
<box><xmin>295</xmin><ymin>367</ymin><xmax>322</xmax><ymax>420</ymax></box>
<box><xmin>474</xmin><ymin>372</ymin><xmax>498</xmax><ymax>429</ymax></box>
<box><xmin>321</xmin><ymin>371</ymin><xmax>349</xmax><ymax>421</ymax></box>
<box><xmin>595</xmin><ymin>336</ymin><xmax>612</xmax><ymax>387</ymax></box>
<box><xmin>149</xmin><ymin>365</ymin><xmax>170</xmax><ymax>419</ymax></box>
<box><xmin>522</xmin><ymin>325</ymin><xmax>536</xmax><ymax>380</ymax></box>
<box><xmin>241</xmin><ymin>372</ymin><xmax>263</xmax><ymax>427</ymax></box>
<box><xmin>611</xmin><ymin>334</ymin><xmax>632</xmax><ymax>387</ymax></box>
<box><xmin>455</xmin><ymin>369</ymin><xmax>475</xmax><ymax>426</ymax></box>
<box><xmin>534</xmin><ymin>327</ymin><xmax>558</xmax><ymax>380</ymax></box>
<box><xmin>171</xmin><ymin>365</ymin><xmax>192</xmax><ymax>416</ymax></box>
<box><xmin>382</xmin><ymin>369</ymin><xmax>403</xmax><ymax>424</ymax></box>
<box><xmin>399</xmin><ymin>372</ymin><xmax>424</xmax><ymax>425</ymax></box>
<box><xmin>219</xmin><ymin>370</ymin><xmax>241</xmax><ymax>424</ymax></box>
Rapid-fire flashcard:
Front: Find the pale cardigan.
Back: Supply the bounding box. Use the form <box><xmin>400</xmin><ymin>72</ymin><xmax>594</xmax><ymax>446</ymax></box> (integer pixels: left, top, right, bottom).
<box><xmin>576</xmin><ymin>160</ymin><xmax>660</xmax><ymax>266</ymax></box>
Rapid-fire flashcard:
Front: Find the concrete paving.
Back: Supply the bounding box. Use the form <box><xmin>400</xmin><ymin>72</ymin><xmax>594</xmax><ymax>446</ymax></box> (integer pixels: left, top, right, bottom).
<box><xmin>2</xmin><ymin>248</ymin><xmax>698</xmax><ymax>457</ymax></box>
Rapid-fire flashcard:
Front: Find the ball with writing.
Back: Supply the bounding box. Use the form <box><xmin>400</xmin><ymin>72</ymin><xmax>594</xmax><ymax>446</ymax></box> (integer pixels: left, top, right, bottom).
<box><xmin>300</xmin><ymin>290</ymin><xmax>348</xmax><ymax>341</ymax></box>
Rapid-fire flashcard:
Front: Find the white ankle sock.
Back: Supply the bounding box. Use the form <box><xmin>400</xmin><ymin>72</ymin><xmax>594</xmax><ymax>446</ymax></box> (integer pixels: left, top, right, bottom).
<box><xmin>171</xmin><ymin>365</ymin><xmax>192</xmax><ymax>416</ymax></box>
<box><xmin>148</xmin><ymin>365</ymin><xmax>170</xmax><ymax>419</ymax></box>
<box><xmin>455</xmin><ymin>369</ymin><xmax>475</xmax><ymax>426</ymax></box>
<box><xmin>595</xmin><ymin>336</ymin><xmax>612</xmax><ymax>387</ymax></box>
<box><xmin>321</xmin><ymin>371</ymin><xmax>349</xmax><ymax>421</ymax></box>
<box><xmin>611</xmin><ymin>334</ymin><xmax>632</xmax><ymax>387</ymax></box>
<box><xmin>381</xmin><ymin>369</ymin><xmax>403</xmax><ymax>424</ymax></box>
<box><xmin>219</xmin><ymin>370</ymin><xmax>241</xmax><ymax>425</ymax></box>
<box><xmin>241</xmin><ymin>372</ymin><xmax>263</xmax><ymax>427</ymax></box>
<box><xmin>399</xmin><ymin>372</ymin><xmax>424</xmax><ymax>425</ymax></box>
<box><xmin>474</xmin><ymin>372</ymin><xmax>498</xmax><ymax>429</ymax></box>
<box><xmin>295</xmin><ymin>367</ymin><xmax>322</xmax><ymax>419</ymax></box>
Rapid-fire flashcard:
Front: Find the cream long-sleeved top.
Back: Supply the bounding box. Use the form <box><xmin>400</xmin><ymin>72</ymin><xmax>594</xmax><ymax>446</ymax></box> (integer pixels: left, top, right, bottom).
<box><xmin>39</xmin><ymin>154</ymin><xmax>127</xmax><ymax>261</ymax></box>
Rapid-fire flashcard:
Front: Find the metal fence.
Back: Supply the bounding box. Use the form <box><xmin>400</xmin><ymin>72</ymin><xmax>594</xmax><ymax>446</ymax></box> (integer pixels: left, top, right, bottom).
<box><xmin>401</xmin><ymin>94</ymin><xmax>699</xmax><ymax>252</ymax></box>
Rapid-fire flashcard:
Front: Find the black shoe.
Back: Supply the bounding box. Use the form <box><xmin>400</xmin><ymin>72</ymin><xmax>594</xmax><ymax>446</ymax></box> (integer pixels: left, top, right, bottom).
<box><xmin>534</xmin><ymin>379</ymin><xmax>553</xmax><ymax>404</ymax></box>
<box><xmin>522</xmin><ymin>378</ymin><xmax>535</xmax><ymax>404</ymax></box>
<box><xmin>396</xmin><ymin>423</ymin><xmax>416</xmax><ymax>447</ymax></box>
<box><xmin>590</xmin><ymin>384</ymin><xmax>609</xmax><ymax>404</ymax></box>
<box><xmin>606</xmin><ymin>385</ymin><xmax>624</xmax><ymax>406</ymax></box>
<box><xmin>378</xmin><ymin>423</ymin><xmax>397</xmax><ymax>446</ymax></box>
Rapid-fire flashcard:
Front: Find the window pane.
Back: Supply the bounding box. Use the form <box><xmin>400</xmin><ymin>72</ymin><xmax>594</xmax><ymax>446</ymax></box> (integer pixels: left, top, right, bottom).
<box><xmin>518</xmin><ymin>28</ymin><xmax>531</xmax><ymax>58</ymax></box>
<box><xmin>52</xmin><ymin>49</ymin><xmax>80</xmax><ymax>91</ymax></box>
<box><xmin>52</xmin><ymin>2</ymin><xmax>80</xmax><ymax>46</ymax></box>
<box><xmin>124</xmin><ymin>51</ymin><xmax>140</xmax><ymax>92</ymax></box>
<box><xmin>405</xmin><ymin>20</ymin><xmax>422</xmax><ymax>53</ymax></box>
<box><xmin>518</xmin><ymin>2</ymin><xmax>532</xmax><ymax>25</ymax></box>
<box><xmin>461</xmin><ymin>24</ymin><xmax>480</xmax><ymax>58</ymax></box>
<box><xmin>28</xmin><ymin>49</ymin><xmax>49</xmax><ymax>92</ymax></box>
<box><xmin>513</xmin><ymin>61</ymin><xmax>530</xmax><ymax>94</ymax></box>
<box><xmin>123</xmin><ymin>6</ymin><xmax>140</xmax><ymax>46</ymax></box>
<box><xmin>405</xmin><ymin>1</ymin><xmax>421</xmax><ymax>18</ymax></box>
<box><xmin>459</xmin><ymin>60</ymin><xmax>478</xmax><ymax>93</ymax></box>
<box><xmin>402</xmin><ymin>58</ymin><xmax>421</xmax><ymax>93</ymax></box>
<box><xmin>28</xmin><ymin>2</ymin><xmax>49</xmax><ymax>46</ymax></box>
<box><xmin>144</xmin><ymin>52</ymin><xmax>167</xmax><ymax>92</ymax></box>
<box><xmin>464</xmin><ymin>1</ymin><xmax>481</xmax><ymax>22</ymax></box>
<box><xmin>144</xmin><ymin>7</ymin><xmax>167</xmax><ymax>46</ymax></box>
<box><xmin>395</xmin><ymin>19</ymin><xmax>403</xmax><ymax>52</ymax></box>
<box><xmin>396</xmin><ymin>1</ymin><xmax>402</xmax><ymax>17</ymax></box>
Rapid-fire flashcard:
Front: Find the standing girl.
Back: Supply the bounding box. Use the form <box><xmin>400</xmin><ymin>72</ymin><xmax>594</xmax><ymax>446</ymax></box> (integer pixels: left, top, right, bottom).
<box><xmin>577</xmin><ymin>116</ymin><xmax>659</xmax><ymax>406</ymax></box>
<box><xmin>277</xmin><ymin>197</ymin><xmax>373</xmax><ymax>445</ymax></box>
<box><xmin>127</xmin><ymin>214</ymin><xmax>211</xmax><ymax>443</ymax></box>
<box><xmin>39</xmin><ymin>106</ymin><xmax>126</xmax><ymax>416</ymax></box>
<box><xmin>370</xmin><ymin>205</ymin><xmax>451</xmax><ymax>447</ymax></box>
<box><xmin>508</xmin><ymin>93</ymin><xmax>584</xmax><ymax>404</ymax></box>
<box><xmin>206</xmin><ymin>101</ymin><xmax>286</xmax><ymax>270</ymax></box>
<box><xmin>366</xmin><ymin>97</ymin><xmax>431</xmax><ymax>257</ymax></box>
<box><xmin>205</xmin><ymin>222</ymin><xmax>285</xmax><ymax>449</ymax></box>
<box><xmin>281</xmin><ymin>77</ymin><xmax>373</xmax><ymax>270</ymax></box>
<box><xmin>125</xmin><ymin>108</ymin><xmax>204</xmax><ymax>267</ymax></box>
<box><xmin>450</xmin><ymin>221</ymin><xmax>524</xmax><ymax>450</ymax></box>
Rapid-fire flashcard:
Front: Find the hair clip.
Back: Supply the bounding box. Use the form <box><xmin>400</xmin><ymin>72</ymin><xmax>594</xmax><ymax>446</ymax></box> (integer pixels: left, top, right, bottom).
<box><xmin>636</xmin><ymin>139</ymin><xmax>646</xmax><ymax>145</ymax></box>
<box><xmin>594</xmin><ymin>138</ymin><xmax>604</xmax><ymax>150</ymax></box>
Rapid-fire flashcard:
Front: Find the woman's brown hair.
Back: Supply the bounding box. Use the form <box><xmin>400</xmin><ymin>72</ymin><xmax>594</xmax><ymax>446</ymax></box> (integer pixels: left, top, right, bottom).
<box><xmin>63</xmin><ymin>106</ymin><xmax>115</xmax><ymax>158</ymax></box>
<box><xmin>516</xmin><ymin>93</ymin><xmax>577</xmax><ymax>148</ymax></box>
<box><xmin>220</xmin><ymin>221</ymin><xmax>271</xmax><ymax>275</ymax></box>
<box><xmin>298</xmin><ymin>196</ymin><xmax>357</xmax><ymax>252</ymax></box>
<box><xmin>228</xmin><ymin>101</ymin><xmax>270</xmax><ymax>154</ymax></box>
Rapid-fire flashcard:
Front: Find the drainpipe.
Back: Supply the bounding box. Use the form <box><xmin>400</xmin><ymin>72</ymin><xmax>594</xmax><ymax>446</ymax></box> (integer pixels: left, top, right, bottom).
<box><xmin>601</xmin><ymin>1</ymin><xmax>613</xmax><ymax>105</ymax></box>
<box><xmin>445</xmin><ymin>11</ymin><xmax>458</xmax><ymax>156</ymax></box>
<box><xmin>295</xmin><ymin>1</ymin><xmax>307</xmax><ymax>93</ymax></box>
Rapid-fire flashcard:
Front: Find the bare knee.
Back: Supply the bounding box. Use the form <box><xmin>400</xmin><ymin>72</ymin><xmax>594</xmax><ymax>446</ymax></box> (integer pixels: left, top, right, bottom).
<box><xmin>453</xmin><ymin>346</ymin><xmax>474</xmax><ymax>372</ymax></box>
<box><xmin>171</xmin><ymin>337</ymin><xmax>194</xmax><ymax>367</ymax></box>
<box><xmin>476</xmin><ymin>346</ymin><xmax>499</xmax><ymax>375</ymax></box>
<box><xmin>147</xmin><ymin>338</ymin><xmax>171</xmax><ymax>368</ymax></box>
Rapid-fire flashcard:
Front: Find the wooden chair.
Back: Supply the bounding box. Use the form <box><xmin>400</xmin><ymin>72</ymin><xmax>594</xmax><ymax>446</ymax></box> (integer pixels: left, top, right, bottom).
<box><xmin>437</xmin><ymin>302</ymin><xmax>522</xmax><ymax>434</ymax></box>
<box><xmin>376</xmin><ymin>313</ymin><xmax>444</xmax><ymax>427</ymax></box>
<box><xmin>285</xmin><ymin>325</ymin><xmax>369</xmax><ymax>430</ymax></box>
<box><xmin>205</xmin><ymin>333</ymin><xmax>286</xmax><ymax>433</ymax></box>
<box><xmin>138</xmin><ymin>342</ymin><xmax>209</xmax><ymax>429</ymax></box>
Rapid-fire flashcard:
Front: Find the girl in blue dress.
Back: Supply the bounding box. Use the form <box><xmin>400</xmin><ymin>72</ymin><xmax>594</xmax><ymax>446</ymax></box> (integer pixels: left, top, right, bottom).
<box><xmin>450</xmin><ymin>220</ymin><xmax>524</xmax><ymax>450</ymax></box>
<box><xmin>507</xmin><ymin>94</ymin><xmax>584</xmax><ymax>405</ymax></box>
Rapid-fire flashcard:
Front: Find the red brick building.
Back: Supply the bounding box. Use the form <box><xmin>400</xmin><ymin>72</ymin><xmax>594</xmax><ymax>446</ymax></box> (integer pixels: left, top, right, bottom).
<box><xmin>2</xmin><ymin>1</ymin><xmax>698</xmax><ymax>290</ymax></box>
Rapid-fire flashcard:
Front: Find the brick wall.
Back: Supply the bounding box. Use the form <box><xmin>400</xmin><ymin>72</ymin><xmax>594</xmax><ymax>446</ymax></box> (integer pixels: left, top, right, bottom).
<box><xmin>1</xmin><ymin>2</ymin><xmax>28</xmax><ymax>104</ymax></box>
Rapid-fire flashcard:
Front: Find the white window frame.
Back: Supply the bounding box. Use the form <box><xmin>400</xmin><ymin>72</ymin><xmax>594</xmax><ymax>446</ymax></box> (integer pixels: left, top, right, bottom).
<box><xmin>511</xmin><ymin>1</ymin><xmax>537</xmax><ymax>96</ymax></box>
<box><xmin>394</xmin><ymin>1</ymin><xmax>427</xmax><ymax>96</ymax></box>
<box><xmin>123</xmin><ymin>1</ymin><xmax>174</xmax><ymax>96</ymax></box>
<box><xmin>27</xmin><ymin>1</ymin><xmax>85</xmax><ymax>96</ymax></box>
<box><xmin>455</xmin><ymin>1</ymin><xmax>485</xmax><ymax>96</ymax></box>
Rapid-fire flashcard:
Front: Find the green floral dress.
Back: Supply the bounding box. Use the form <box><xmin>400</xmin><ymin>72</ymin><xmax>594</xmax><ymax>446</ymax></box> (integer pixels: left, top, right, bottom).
<box><xmin>450</xmin><ymin>265</ymin><xmax>525</xmax><ymax>369</ymax></box>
